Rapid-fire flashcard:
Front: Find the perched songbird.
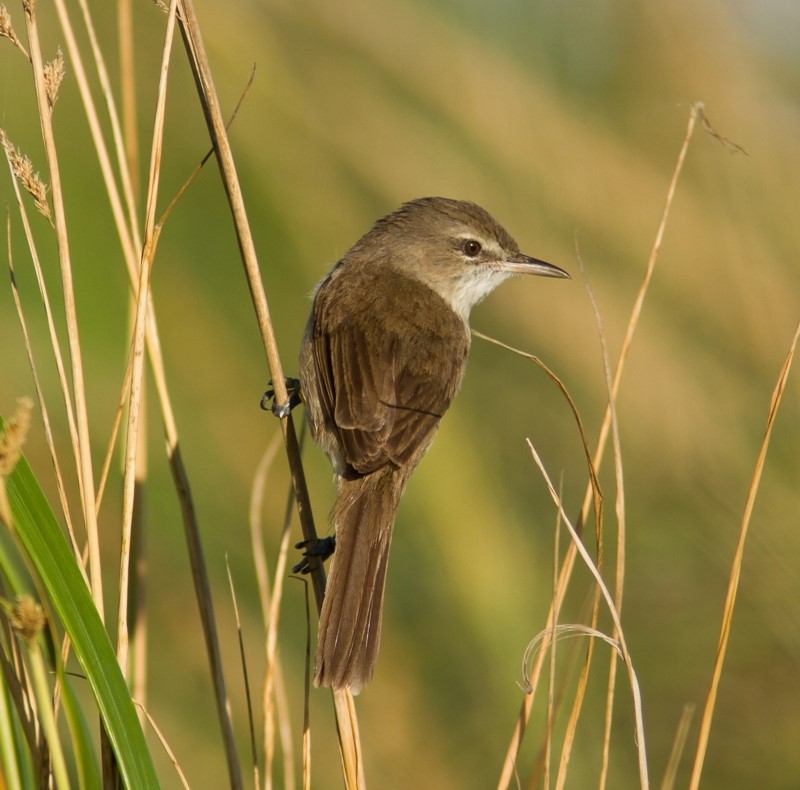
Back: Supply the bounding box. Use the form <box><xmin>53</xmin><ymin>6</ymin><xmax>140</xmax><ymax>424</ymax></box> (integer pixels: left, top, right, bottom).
<box><xmin>299</xmin><ymin>197</ymin><xmax>569</xmax><ymax>692</ymax></box>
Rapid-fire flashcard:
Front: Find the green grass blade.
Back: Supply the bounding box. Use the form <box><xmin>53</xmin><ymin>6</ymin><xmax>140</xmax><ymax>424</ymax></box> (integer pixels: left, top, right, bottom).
<box><xmin>2</xmin><ymin>440</ymin><xmax>159</xmax><ymax>788</ymax></box>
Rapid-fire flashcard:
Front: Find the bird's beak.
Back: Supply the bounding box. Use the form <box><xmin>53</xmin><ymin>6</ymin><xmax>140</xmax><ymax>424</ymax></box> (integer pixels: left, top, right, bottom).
<box><xmin>500</xmin><ymin>253</ymin><xmax>570</xmax><ymax>279</ymax></box>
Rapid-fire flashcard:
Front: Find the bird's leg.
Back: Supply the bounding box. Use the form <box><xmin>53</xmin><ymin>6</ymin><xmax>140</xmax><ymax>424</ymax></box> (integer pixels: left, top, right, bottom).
<box><xmin>292</xmin><ymin>536</ymin><xmax>336</xmax><ymax>574</ymax></box>
<box><xmin>261</xmin><ymin>377</ymin><xmax>303</xmax><ymax>418</ymax></box>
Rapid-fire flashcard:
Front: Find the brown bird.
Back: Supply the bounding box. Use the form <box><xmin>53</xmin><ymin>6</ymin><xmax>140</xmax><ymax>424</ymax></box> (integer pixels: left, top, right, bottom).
<box><xmin>299</xmin><ymin>197</ymin><xmax>569</xmax><ymax>692</ymax></box>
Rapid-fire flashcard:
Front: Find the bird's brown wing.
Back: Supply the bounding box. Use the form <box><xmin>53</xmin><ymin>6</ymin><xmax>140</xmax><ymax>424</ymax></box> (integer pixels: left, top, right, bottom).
<box><xmin>311</xmin><ymin>274</ymin><xmax>469</xmax><ymax>477</ymax></box>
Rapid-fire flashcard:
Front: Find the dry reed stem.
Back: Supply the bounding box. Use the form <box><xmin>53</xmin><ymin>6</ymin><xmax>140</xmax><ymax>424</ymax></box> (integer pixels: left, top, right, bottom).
<box><xmin>117</xmin><ymin>0</ymin><xmax>146</xmax><ymax>722</ymax></box>
<box><xmin>554</xmin><ymin>615</ymin><xmax>601</xmax><ymax>790</ymax></box>
<box><xmin>494</xmin><ymin>101</ymin><xmax>702</xmax><ymax>789</ymax></box>
<box><xmin>542</xmin><ymin>497</ymin><xmax>562</xmax><ymax>788</ymax></box>
<box><xmin>24</xmin><ymin>0</ymin><xmax>105</xmax><ymax>620</ymax></box>
<box><xmin>226</xmin><ymin>558</ymin><xmax>261</xmax><ymax>789</ymax></box>
<box><xmin>115</xmin><ymin>0</ymin><xmax>177</xmax><ymax>683</ymax></box>
<box><xmin>688</xmin><ymin>318</ymin><xmax>800</xmax><ymax>789</ymax></box>
<box><xmin>116</xmin><ymin>0</ymin><xmax>140</xmax><ymax>200</ymax></box>
<box><xmin>297</xmin><ymin>576</ymin><xmax>312</xmax><ymax>790</ymax></box>
<box><xmin>175</xmin><ymin>0</ymin><xmax>364</xmax><ymax>781</ymax></box>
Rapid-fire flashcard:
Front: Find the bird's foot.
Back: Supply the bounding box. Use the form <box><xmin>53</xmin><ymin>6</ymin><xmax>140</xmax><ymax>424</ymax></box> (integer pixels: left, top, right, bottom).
<box><xmin>261</xmin><ymin>377</ymin><xmax>302</xmax><ymax>418</ymax></box>
<box><xmin>292</xmin><ymin>536</ymin><xmax>336</xmax><ymax>574</ymax></box>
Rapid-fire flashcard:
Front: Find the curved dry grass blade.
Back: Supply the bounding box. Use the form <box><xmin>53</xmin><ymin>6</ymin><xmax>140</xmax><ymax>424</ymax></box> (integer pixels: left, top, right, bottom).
<box><xmin>688</xmin><ymin>319</ymin><xmax>800</xmax><ymax>789</ymax></box>
<box><xmin>264</xmin><ymin>486</ymin><xmax>296</xmax><ymax>789</ymax></box>
<box><xmin>260</xmin><ymin>477</ymin><xmax>295</xmax><ymax>787</ymax></box>
<box><xmin>526</xmin><ymin>441</ymin><xmax>649</xmax><ymax>789</ymax></box>
<box><xmin>250</xmin><ymin>435</ymin><xmax>282</xmax><ymax>618</ymax></box>
<box><xmin>133</xmin><ymin>702</ymin><xmax>191</xmax><ymax>790</ymax></box>
<box><xmin>5</xmin><ymin>209</ymin><xmax>83</xmax><ymax>573</ymax></box>
<box><xmin>250</xmin><ymin>436</ymin><xmax>296</xmax><ymax>790</ymax></box>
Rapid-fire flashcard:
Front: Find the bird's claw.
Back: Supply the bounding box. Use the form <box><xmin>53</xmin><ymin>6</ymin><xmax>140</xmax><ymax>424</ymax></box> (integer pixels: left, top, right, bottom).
<box><xmin>292</xmin><ymin>536</ymin><xmax>336</xmax><ymax>574</ymax></box>
<box><xmin>261</xmin><ymin>377</ymin><xmax>302</xmax><ymax>418</ymax></box>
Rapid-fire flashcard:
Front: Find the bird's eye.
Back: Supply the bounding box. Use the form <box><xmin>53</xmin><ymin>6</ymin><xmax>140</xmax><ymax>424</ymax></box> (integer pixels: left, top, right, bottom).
<box><xmin>462</xmin><ymin>239</ymin><xmax>482</xmax><ymax>258</ymax></box>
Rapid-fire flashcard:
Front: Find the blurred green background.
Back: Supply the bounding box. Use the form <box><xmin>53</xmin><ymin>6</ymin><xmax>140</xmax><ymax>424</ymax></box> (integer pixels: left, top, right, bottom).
<box><xmin>1</xmin><ymin>0</ymin><xmax>799</xmax><ymax>787</ymax></box>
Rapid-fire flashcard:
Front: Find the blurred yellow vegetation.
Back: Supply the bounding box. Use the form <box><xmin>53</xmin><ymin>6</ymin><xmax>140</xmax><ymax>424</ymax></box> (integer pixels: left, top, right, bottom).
<box><xmin>0</xmin><ymin>0</ymin><xmax>798</xmax><ymax>788</ymax></box>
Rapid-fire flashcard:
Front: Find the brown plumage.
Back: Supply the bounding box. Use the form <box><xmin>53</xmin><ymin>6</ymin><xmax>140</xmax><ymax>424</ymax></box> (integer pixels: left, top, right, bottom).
<box><xmin>299</xmin><ymin>197</ymin><xmax>569</xmax><ymax>692</ymax></box>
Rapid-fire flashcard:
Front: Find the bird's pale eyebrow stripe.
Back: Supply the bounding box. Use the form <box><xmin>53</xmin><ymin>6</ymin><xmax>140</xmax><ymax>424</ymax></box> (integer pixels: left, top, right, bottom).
<box><xmin>454</xmin><ymin>232</ymin><xmax>504</xmax><ymax>258</ymax></box>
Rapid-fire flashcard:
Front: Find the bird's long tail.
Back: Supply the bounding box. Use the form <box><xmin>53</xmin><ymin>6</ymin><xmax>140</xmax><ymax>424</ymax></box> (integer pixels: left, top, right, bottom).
<box><xmin>315</xmin><ymin>465</ymin><xmax>405</xmax><ymax>693</ymax></box>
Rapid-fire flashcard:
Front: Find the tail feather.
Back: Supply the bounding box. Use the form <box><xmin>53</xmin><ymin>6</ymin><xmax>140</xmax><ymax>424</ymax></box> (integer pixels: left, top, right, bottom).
<box><xmin>315</xmin><ymin>466</ymin><xmax>405</xmax><ymax>693</ymax></box>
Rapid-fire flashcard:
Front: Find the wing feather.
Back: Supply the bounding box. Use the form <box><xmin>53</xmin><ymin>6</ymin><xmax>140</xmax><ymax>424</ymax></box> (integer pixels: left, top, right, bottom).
<box><xmin>309</xmin><ymin>267</ymin><xmax>469</xmax><ymax>477</ymax></box>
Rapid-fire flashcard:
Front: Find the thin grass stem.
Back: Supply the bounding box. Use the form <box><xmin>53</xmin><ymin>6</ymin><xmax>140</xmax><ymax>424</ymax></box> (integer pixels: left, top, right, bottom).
<box><xmin>688</xmin><ymin>319</ymin><xmax>800</xmax><ymax>789</ymax></box>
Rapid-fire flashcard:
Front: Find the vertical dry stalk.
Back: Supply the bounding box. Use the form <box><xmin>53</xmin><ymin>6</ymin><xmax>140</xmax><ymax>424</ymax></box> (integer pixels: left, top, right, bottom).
<box><xmin>688</xmin><ymin>319</ymin><xmax>800</xmax><ymax>789</ymax></box>
<box><xmin>23</xmin><ymin>1</ymin><xmax>105</xmax><ymax>619</ymax></box>
<box><xmin>116</xmin><ymin>0</ymin><xmax>140</xmax><ymax>200</ymax></box>
<box><xmin>582</xmin><ymin>260</ymin><xmax>628</xmax><ymax>790</ymax></box>
<box><xmin>174</xmin><ymin>0</ymin><xmax>325</xmax><ymax>605</ymax></box>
